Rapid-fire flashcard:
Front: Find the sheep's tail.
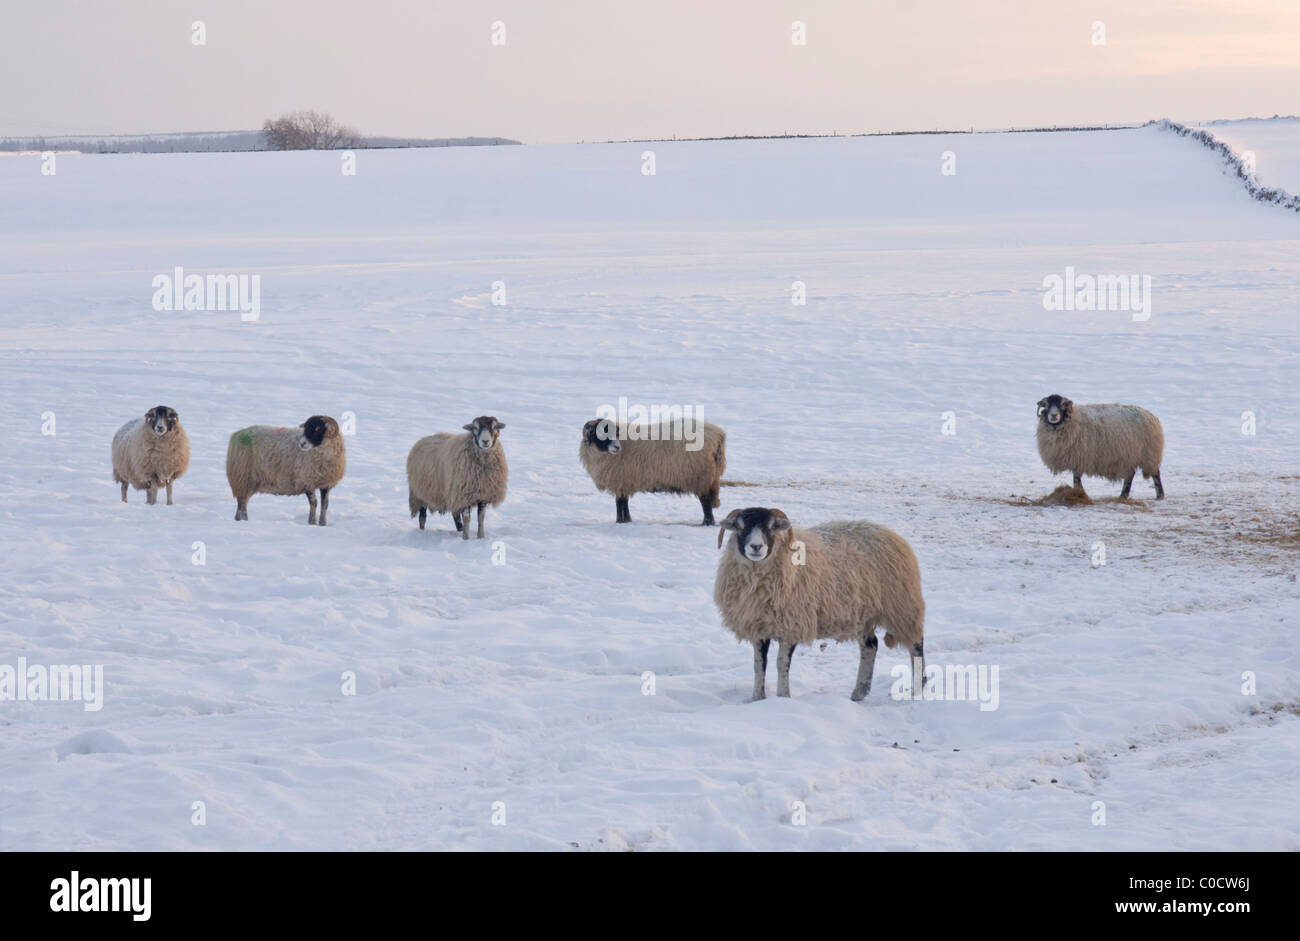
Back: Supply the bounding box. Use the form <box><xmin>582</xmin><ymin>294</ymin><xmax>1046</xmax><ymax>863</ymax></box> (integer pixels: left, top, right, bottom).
<box><xmin>883</xmin><ymin>632</ymin><xmax>899</xmax><ymax>649</ymax></box>
<box><xmin>408</xmin><ymin>490</ymin><xmax>423</xmax><ymax>518</ymax></box>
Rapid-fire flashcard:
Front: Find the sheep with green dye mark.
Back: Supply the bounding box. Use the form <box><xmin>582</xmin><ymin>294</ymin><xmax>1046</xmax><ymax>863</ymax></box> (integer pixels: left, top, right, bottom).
<box><xmin>226</xmin><ymin>415</ymin><xmax>346</xmax><ymax>524</ymax></box>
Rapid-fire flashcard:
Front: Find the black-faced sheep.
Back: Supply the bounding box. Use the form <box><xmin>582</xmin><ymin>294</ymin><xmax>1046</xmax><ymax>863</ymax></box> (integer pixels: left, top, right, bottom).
<box><xmin>111</xmin><ymin>405</ymin><xmax>190</xmax><ymax>505</ymax></box>
<box><xmin>1036</xmin><ymin>394</ymin><xmax>1165</xmax><ymax>499</ymax></box>
<box><xmin>407</xmin><ymin>416</ymin><xmax>508</xmax><ymax>540</ymax></box>
<box><xmin>579</xmin><ymin>418</ymin><xmax>726</xmax><ymax>524</ymax></box>
<box><xmin>226</xmin><ymin>415</ymin><xmax>346</xmax><ymax>524</ymax></box>
<box><xmin>714</xmin><ymin>507</ymin><xmax>925</xmax><ymax>701</ymax></box>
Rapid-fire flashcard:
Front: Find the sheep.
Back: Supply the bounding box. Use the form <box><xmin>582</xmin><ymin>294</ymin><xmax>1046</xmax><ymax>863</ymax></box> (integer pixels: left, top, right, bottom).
<box><xmin>579</xmin><ymin>417</ymin><xmax>726</xmax><ymax>524</ymax></box>
<box><xmin>1036</xmin><ymin>394</ymin><xmax>1165</xmax><ymax>499</ymax></box>
<box><xmin>407</xmin><ymin>416</ymin><xmax>507</xmax><ymax>540</ymax></box>
<box><xmin>225</xmin><ymin>415</ymin><xmax>346</xmax><ymax>524</ymax></box>
<box><xmin>111</xmin><ymin>405</ymin><xmax>190</xmax><ymax>505</ymax></box>
<box><xmin>714</xmin><ymin>507</ymin><xmax>925</xmax><ymax>702</ymax></box>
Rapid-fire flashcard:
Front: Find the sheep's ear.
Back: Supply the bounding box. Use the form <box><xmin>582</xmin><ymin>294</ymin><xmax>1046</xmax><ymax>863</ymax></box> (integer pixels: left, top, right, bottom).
<box><xmin>494</xmin><ymin>422</ymin><xmax>505</xmax><ymax>431</ymax></box>
<box><xmin>1036</xmin><ymin>398</ymin><xmax>1047</xmax><ymax>411</ymax></box>
<box><xmin>1061</xmin><ymin>398</ymin><xmax>1073</xmax><ymax>413</ymax></box>
<box><xmin>463</xmin><ymin>423</ymin><xmax>476</xmax><ymax>432</ymax></box>
<box><xmin>770</xmin><ymin>518</ymin><xmax>792</xmax><ymax>532</ymax></box>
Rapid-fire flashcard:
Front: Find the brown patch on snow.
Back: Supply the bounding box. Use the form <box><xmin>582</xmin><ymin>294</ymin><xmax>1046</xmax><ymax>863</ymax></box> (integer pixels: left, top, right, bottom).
<box><xmin>1034</xmin><ymin>485</ymin><xmax>1094</xmax><ymax>507</ymax></box>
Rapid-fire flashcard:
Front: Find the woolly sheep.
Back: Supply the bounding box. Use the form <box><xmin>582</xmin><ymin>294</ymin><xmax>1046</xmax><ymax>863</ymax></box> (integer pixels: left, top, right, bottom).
<box><xmin>579</xmin><ymin>418</ymin><xmax>726</xmax><ymax>524</ymax></box>
<box><xmin>407</xmin><ymin>416</ymin><xmax>508</xmax><ymax>540</ymax></box>
<box><xmin>714</xmin><ymin>507</ymin><xmax>925</xmax><ymax>701</ymax></box>
<box><xmin>111</xmin><ymin>405</ymin><xmax>190</xmax><ymax>505</ymax></box>
<box><xmin>1036</xmin><ymin>394</ymin><xmax>1165</xmax><ymax>499</ymax></box>
<box><xmin>226</xmin><ymin>415</ymin><xmax>346</xmax><ymax>524</ymax></box>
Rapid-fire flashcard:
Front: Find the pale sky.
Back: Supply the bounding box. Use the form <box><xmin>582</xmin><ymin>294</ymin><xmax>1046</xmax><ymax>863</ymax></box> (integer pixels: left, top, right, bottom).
<box><xmin>3</xmin><ymin>0</ymin><xmax>1298</xmax><ymax>143</ymax></box>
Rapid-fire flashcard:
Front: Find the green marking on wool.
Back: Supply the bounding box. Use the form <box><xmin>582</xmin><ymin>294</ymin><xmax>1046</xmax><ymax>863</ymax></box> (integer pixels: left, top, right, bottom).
<box><xmin>232</xmin><ymin>430</ymin><xmax>254</xmax><ymax>448</ymax></box>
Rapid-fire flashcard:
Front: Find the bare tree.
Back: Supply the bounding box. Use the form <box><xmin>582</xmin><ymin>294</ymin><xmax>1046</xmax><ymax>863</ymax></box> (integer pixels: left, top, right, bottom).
<box><xmin>262</xmin><ymin>110</ymin><xmax>362</xmax><ymax>150</ymax></box>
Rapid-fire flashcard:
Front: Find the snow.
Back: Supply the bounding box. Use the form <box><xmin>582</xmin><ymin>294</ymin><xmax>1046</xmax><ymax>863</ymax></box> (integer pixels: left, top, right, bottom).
<box><xmin>1</xmin><ymin>125</ymin><xmax>1298</xmax><ymax>850</ymax></box>
<box><xmin>1194</xmin><ymin>117</ymin><xmax>1300</xmax><ymax>194</ymax></box>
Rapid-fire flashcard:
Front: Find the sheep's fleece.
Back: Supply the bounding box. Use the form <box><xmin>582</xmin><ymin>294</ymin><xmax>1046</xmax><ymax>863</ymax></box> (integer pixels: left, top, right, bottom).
<box><xmin>714</xmin><ymin>510</ymin><xmax>924</xmax><ymax>650</ymax></box>
<box><xmin>111</xmin><ymin>406</ymin><xmax>190</xmax><ymax>495</ymax></box>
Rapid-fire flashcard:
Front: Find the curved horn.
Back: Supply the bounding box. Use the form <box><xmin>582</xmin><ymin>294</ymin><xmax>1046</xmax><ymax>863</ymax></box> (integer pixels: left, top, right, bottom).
<box><xmin>716</xmin><ymin>508</ymin><xmax>742</xmax><ymax>549</ymax></box>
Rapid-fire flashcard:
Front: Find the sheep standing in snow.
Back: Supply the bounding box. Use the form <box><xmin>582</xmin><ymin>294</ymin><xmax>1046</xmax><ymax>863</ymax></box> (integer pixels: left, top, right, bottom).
<box><xmin>579</xmin><ymin>418</ymin><xmax>726</xmax><ymax>524</ymax></box>
<box><xmin>111</xmin><ymin>405</ymin><xmax>190</xmax><ymax>505</ymax></box>
<box><xmin>714</xmin><ymin>507</ymin><xmax>925</xmax><ymax>702</ymax></box>
<box><xmin>407</xmin><ymin>416</ymin><xmax>507</xmax><ymax>539</ymax></box>
<box><xmin>226</xmin><ymin>415</ymin><xmax>346</xmax><ymax>524</ymax></box>
<box><xmin>1036</xmin><ymin>394</ymin><xmax>1165</xmax><ymax>499</ymax></box>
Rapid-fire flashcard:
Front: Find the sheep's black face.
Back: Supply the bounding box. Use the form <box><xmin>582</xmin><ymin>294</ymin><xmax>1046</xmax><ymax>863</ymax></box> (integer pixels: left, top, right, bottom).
<box><xmin>464</xmin><ymin>416</ymin><xmax>505</xmax><ymax>450</ymax></box>
<box><xmin>1037</xmin><ymin>394</ymin><xmax>1073</xmax><ymax>428</ymax></box>
<box><xmin>300</xmin><ymin>415</ymin><xmax>333</xmax><ymax>450</ymax></box>
<box><xmin>718</xmin><ymin>507</ymin><xmax>792</xmax><ymax>562</ymax></box>
<box><xmin>582</xmin><ymin>418</ymin><xmax>621</xmax><ymax>454</ymax></box>
<box><xmin>145</xmin><ymin>406</ymin><xmax>179</xmax><ymax>436</ymax></box>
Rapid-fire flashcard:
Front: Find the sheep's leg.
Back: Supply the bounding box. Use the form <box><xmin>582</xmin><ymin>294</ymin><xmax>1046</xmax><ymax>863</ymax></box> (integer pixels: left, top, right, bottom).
<box><xmin>146</xmin><ymin>483</ymin><xmax>157</xmax><ymax>505</ymax></box>
<box><xmin>235</xmin><ymin>499</ymin><xmax>248</xmax><ymax>521</ymax></box>
<box><xmin>418</xmin><ymin>506</ymin><xmax>427</xmax><ymax>530</ymax></box>
<box><xmin>318</xmin><ymin>487</ymin><xmax>329</xmax><ymax>526</ymax></box>
<box><xmin>1072</xmin><ymin>472</ymin><xmax>1083</xmax><ymax>490</ymax></box>
<box><xmin>851</xmin><ymin>633</ymin><xmax>878</xmax><ymax>701</ymax></box>
<box><xmin>165</xmin><ymin>480</ymin><xmax>174</xmax><ymax>505</ymax></box>
<box><xmin>776</xmin><ymin>641</ymin><xmax>797</xmax><ymax>697</ymax></box>
<box><xmin>475</xmin><ymin>501</ymin><xmax>485</xmax><ymax>538</ymax></box>
<box><xmin>460</xmin><ymin>507</ymin><xmax>471</xmax><ymax>540</ymax></box>
<box><xmin>615</xmin><ymin>496</ymin><xmax>631</xmax><ymax>523</ymax></box>
<box><xmin>750</xmin><ymin>639</ymin><xmax>770</xmax><ymax>701</ymax></box>
<box><xmin>305</xmin><ymin>489</ymin><xmax>318</xmax><ymax>525</ymax></box>
<box><xmin>453</xmin><ymin>511</ymin><xmax>462</xmax><ymax>532</ymax></box>
<box><xmin>1120</xmin><ymin>472</ymin><xmax>1134</xmax><ymax>499</ymax></box>
<box><xmin>120</xmin><ymin>481</ymin><xmax>128</xmax><ymax>503</ymax></box>
<box><xmin>698</xmin><ymin>491</ymin><xmax>716</xmax><ymax>526</ymax></box>
<box><xmin>910</xmin><ymin>641</ymin><xmax>926</xmax><ymax>699</ymax></box>
<box><xmin>1153</xmin><ymin>472</ymin><xmax>1165</xmax><ymax>500</ymax></box>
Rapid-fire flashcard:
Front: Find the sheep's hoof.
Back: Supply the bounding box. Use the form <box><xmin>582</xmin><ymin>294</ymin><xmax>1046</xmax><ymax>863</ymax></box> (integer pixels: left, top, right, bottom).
<box><xmin>850</xmin><ymin>689</ymin><xmax>867</xmax><ymax>702</ymax></box>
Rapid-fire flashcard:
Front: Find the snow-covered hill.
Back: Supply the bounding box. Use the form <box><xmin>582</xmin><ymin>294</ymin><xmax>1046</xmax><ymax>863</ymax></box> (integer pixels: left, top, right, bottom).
<box><xmin>1</xmin><ymin>124</ymin><xmax>1298</xmax><ymax>850</ymax></box>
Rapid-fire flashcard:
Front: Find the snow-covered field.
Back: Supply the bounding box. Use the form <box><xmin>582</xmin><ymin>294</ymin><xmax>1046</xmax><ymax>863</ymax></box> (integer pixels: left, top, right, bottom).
<box><xmin>1</xmin><ymin>123</ymin><xmax>1298</xmax><ymax>850</ymax></box>
<box><xmin>1197</xmin><ymin>116</ymin><xmax>1300</xmax><ymax>193</ymax></box>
